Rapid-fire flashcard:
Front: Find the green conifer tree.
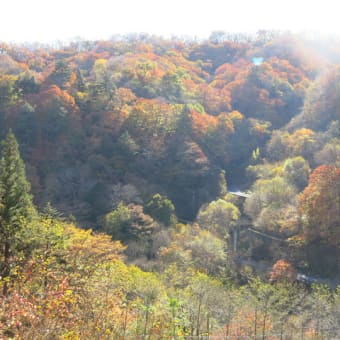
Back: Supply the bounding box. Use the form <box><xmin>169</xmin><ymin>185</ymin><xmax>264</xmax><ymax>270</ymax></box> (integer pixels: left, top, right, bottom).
<box><xmin>145</xmin><ymin>194</ymin><xmax>177</xmax><ymax>226</ymax></box>
<box><xmin>218</xmin><ymin>170</ymin><xmax>228</xmax><ymax>198</ymax></box>
<box><xmin>0</xmin><ymin>130</ymin><xmax>35</xmax><ymax>295</ymax></box>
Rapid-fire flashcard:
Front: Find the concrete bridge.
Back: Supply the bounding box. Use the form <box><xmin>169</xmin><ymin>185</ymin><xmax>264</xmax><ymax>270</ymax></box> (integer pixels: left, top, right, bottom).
<box><xmin>228</xmin><ymin>190</ymin><xmax>250</xmax><ymax>198</ymax></box>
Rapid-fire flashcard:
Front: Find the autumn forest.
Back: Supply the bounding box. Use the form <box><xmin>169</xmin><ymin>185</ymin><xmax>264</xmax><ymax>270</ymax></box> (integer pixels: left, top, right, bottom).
<box><xmin>0</xmin><ymin>31</ymin><xmax>339</xmax><ymax>338</ymax></box>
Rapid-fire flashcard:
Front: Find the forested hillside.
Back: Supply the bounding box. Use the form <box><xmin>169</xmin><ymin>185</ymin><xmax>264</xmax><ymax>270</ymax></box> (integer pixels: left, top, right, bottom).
<box><xmin>0</xmin><ymin>32</ymin><xmax>339</xmax><ymax>338</ymax></box>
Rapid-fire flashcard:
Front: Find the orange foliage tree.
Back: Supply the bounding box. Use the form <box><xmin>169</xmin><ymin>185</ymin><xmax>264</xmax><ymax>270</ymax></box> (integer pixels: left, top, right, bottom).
<box><xmin>269</xmin><ymin>259</ymin><xmax>297</xmax><ymax>283</ymax></box>
<box><xmin>299</xmin><ymin>165</ymin><xmax>340</xmax><ymax>245</ymax></box>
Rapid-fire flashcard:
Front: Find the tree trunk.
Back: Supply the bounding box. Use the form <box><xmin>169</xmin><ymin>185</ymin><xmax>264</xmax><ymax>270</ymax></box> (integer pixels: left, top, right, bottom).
<box><xmin>207</xmin><ymin>313</ymin><xmax>210</xmax><ymax>339</ymax></box>
<box><xmin>2</xmin><ymin>241</ymin><xmax>10</xmax><ymax>296</ymax></box>
<box><xmin>262</xmin><ymin>312</ymin><xmax>267</xmax><ymax>340</ymax></box>
<box><xmin>196</xmin><ymin>299</ymin><xmax>202</xmax><ymax>337</ymax></box>
<box><xmin>143</xmin><ymin>307</ymin><xmax>149</xmax><ymax>340</ymax></box>
<box><xmin>225</xmin><ymin>323</ymin><xmax>230</xmax><ymax>340</ymax></box>
<box><xmin>254</xmin><ymin>308</ymin><xmax>258</xmax><ymax>340</ymax></box>
<box><xmin>122</xmin><ymin>308</ymin><xmax>128</xmax><ymax>340</ymax></box>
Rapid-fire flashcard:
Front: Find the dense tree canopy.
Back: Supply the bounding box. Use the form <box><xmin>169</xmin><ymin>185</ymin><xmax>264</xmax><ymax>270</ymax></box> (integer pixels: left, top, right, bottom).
<box><xmin>0</xmin><ymin>33</ymin><xmax>339</xmax><ymax>338</ymax></box>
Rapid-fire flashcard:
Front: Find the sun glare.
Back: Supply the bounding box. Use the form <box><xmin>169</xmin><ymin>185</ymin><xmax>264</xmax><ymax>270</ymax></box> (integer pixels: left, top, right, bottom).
<box><xmin>1</xmin><ymin>0</ymin><xmax>339</xmax><ymax>43</ymax></box>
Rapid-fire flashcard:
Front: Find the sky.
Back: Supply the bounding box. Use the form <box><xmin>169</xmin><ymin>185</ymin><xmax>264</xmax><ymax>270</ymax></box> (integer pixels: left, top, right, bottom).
<box><xmin>1</xmin><ymin>0</ymin><xmax>339</xmax><ymax>43</ymax></box>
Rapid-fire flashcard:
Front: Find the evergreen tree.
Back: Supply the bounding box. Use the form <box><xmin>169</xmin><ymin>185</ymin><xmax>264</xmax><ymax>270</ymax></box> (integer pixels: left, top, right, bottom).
<box><xmin>0</xmin><ymin>130</ymin><xmax>35</xmax><ymax>295</ymax></box>
<box><xmin>145</xmin><ymin>194</ymin><xmax>177</xmax><ymax>226</ymax></box>
<box><xmin>218</xmin><ymin>170</ymin><xmax>228</xmax><ymax>198</ymax></box>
